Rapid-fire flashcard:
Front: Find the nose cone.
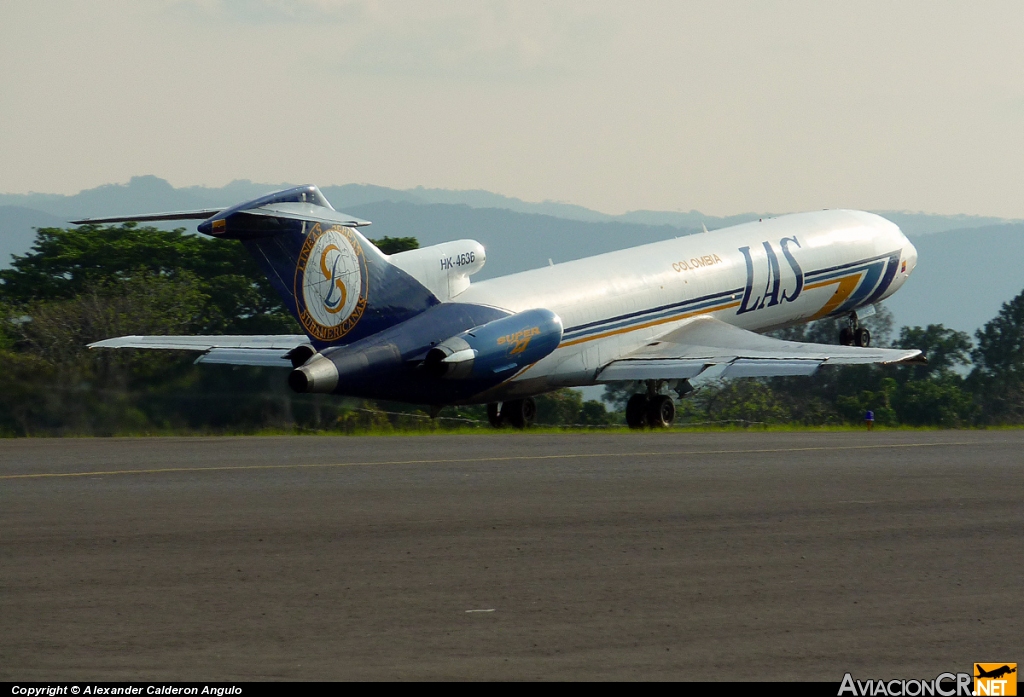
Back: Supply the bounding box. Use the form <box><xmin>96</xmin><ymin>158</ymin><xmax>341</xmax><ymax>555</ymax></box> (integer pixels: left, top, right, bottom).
<box><xmin>869</xmin><ymin>216</ymin><xmax>918</xmax><ymax>303</ymax></box>
<box><xmin>877</xmin><ymin>212</ymin><xmax>917</xmax><ymax>277</ymax></box>
<box><xmin>872</xmin><ymin>228</ymin><xmax>918</xmax><ymax>303</ymax></box>
<box><xmin>903</xmin><ymin>237</ymin><xmax>918</xmax><ymax>275</ymax></box>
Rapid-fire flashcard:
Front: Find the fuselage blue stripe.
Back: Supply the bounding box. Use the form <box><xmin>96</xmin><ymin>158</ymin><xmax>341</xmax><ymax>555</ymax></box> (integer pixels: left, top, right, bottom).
<box><xmin>563</xmin><ymin>294</ymin><xmax>738</xmax><ymax>339</ymax></box>
<box><xmin>560</xmin><ymin>250</ymin><xmax>900</xmax><ymax>344</ymax></box>
<box><xmin>804</xmin><ymin>251</ymin><xmax>895</xmax><ymax>279</ymax></box>
<box><xmin>563</xmin><ymin>287</ymin><xmax>742</xmax><ymax>336</ymax></box>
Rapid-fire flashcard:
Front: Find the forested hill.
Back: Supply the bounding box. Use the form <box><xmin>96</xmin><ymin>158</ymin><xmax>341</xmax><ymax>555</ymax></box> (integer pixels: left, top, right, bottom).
<box><xmin>3</xmin><ymin>176</ymin><xmax>1024</xmax><ymax>335</ymax></box>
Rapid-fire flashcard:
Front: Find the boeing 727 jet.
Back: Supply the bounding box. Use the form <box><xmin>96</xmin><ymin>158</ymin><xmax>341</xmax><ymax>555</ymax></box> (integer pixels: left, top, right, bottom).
<box><xmin>74</xmin><ymin>185</ymin><xmax>923</xmax><ymax>428</ymax></box>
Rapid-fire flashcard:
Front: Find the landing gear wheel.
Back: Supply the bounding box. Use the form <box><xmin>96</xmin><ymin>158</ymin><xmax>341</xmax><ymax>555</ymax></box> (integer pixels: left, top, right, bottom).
<box><xmin>487</xmin><ymin>402</ymin><xmax>504</xmax><ymax>428</ymax></box>
<box><xmin>647</xmin><ymin>394</ymin><xmax>676</xmax><ymax>428</ymax></box>
<box><xmin>625</xmin><ymin>394</ymin><xmax>649</xmax><ymax>429</ymax></box>
<box><xmin>503</xmin><ymin>398</ymin><xmax>536</xmax><ymax>429</ymax></box>
<box><xmin>840</xmin><ymin>311</ymin><xmax>871</xmax><ymax>347</ymax></box>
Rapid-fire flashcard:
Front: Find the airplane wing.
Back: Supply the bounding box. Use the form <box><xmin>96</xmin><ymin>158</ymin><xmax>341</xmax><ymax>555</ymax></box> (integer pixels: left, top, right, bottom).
<box><xmin>88</xmin><ymin>335</ymin><xmax>312</xmax><ymax>368</ymax></box>
<box><xmin>595</xmin><ymin>316</ymin><xmax>924</xmax><ymax>382</ymax></box>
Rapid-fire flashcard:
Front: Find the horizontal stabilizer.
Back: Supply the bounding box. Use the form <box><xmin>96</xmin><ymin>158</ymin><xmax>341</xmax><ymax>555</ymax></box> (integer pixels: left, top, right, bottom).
<box><xmin>88</xmin><ymin>335</ymin><xmax>311</xmax><ymax>368</ymax></box>
<box><xmin>88</xmin><ymin>335</ymin><xmax>309</xmax><ymax>351</ymax></box>
<box><xmin>70</xmin><ymin>204</ymin><xmax>370</xmax><ymax>229</ymax></box>
<box><xmin>69</xmin><ymin>197</ymin><xmax>370</xmax><ymax>230</ymax></box>
<box><xmin>596</xmin><ymin>316</ymin><xmax>923</xmax><ymax>382</ymax></box>
<box><xmin>242</xmin><ymin>202</ymin><xmax>371</xmax><ymax>228</ymax></box>
<box><xmin>194</xmin><ymin>186</ymin><xmax>372</xmax><ymax>238</ymax></box>
<box><xmin>70</xmin><ymin>209</ymin><xmax>226</xmax><ymax>225</ymax></box>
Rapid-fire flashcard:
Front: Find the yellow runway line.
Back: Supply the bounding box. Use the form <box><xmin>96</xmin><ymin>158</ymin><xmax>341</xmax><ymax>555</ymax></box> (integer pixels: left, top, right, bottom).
<box><xmin>0</xmin><ymin>440</ymin><xmax>984</xmax><ymax>481</ymax></box>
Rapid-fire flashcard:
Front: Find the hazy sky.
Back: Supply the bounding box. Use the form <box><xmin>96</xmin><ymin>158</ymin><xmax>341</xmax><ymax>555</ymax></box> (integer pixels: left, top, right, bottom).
<box><xmin>2</xmin><ymin>1</ymin><xmax>1023</xmax><ymax>217</ymax></box>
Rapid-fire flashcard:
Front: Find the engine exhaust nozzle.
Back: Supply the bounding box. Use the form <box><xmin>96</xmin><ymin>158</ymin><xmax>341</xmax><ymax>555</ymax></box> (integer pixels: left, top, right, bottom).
<box><xmin>288</xmin><ymin>353</ymin><xmax>339</xmax><ymax>393</ymax></box>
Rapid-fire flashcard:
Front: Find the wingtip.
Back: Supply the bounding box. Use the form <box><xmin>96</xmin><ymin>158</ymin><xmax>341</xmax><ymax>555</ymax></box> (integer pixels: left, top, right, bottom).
<box><xmin>87</xmin><ymin>335</ymin><xmax>141</xmax><ymax>349</ymax></box>
<box><xmin>887</xmin><ymin>350</ymin><xmax>928</xmax><ymax>365</ymax></box>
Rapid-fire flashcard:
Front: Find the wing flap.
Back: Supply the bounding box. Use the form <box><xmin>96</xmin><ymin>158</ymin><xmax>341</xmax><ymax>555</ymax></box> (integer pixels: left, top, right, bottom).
<box><xmin>721</xmin><ymin>359</ymin><xmax>821</xmax><ymax>378</ymax></box>
<box><xmin>595</xmin><ymin>316</ymin><xmax>922</xmax><ymax>382</ymax></box>
<box><xmin>597</xmin><ymin>359</ymin><xmax>710</xmax><ymax>381</ymax></box>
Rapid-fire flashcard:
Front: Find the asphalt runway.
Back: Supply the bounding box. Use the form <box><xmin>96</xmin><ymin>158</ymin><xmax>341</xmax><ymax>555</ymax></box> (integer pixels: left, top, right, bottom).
<box><xmin>1</xmin><ymin>431</ymin><xmax>1021</xmax><ymax>681</ymax></box>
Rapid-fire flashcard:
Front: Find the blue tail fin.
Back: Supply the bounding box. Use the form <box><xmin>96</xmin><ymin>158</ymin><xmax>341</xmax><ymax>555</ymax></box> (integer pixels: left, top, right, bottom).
<box><xmin>197</xmin><ymin>185</ymin><xmax>439</xmax><ymax>348</ymax></box>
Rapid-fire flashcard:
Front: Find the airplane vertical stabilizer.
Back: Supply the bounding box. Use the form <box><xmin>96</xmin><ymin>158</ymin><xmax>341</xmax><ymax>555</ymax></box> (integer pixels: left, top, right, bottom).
<box><xmin>194</xmin><ymin>185</ymin><xmax>441</xmax><ymax>348</ymax></box>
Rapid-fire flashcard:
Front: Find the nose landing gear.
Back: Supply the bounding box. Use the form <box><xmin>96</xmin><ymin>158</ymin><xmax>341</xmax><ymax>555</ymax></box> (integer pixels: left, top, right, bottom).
<box><xmin>839</xmin><ymin>312</ymin><xmax>871</xmax><ymax>347</ymax></box>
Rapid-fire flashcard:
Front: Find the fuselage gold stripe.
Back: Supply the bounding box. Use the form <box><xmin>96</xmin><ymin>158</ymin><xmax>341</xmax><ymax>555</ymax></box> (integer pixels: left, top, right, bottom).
<box><xmin>559</xmin><ymin>301</ymin><xmax>741</xmax><ymax>348</ymax></box>
<box><xmin>806</xmin><ymin>273</ymin><xmax>861</xmax><ymax>320</ymax></box>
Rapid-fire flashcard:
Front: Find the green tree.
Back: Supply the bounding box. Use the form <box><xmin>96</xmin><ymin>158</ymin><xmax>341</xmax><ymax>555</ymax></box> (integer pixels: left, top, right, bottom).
<box><xmin>531</xmin><ymin>389</ymin><xmax>615</xmax><ymax>426</ymax></box>
<box><xmin>578</xmin><ymin>399</ymin><xmax>616</xmax><ymax>426</ymax></box>
<box><xmin>694</xmin><ymin>379</ymin><xmax>791</xmax><ymax>425</ymax></box>
<box><xmin>534</xmin><ymin>388</ymin><xmax>584</xmax><ymax>425</ymax></box>
<box><xmin>0</xmin><ymin>224</ymin><xmax>296</xmax><ymax>333</ymax></box>
<box><xmin>835</xmin><ymin>377</ymin><xmax>898</xmax><ymax>426</ymax></box>
<box><xmin>0</xmin><ymin>225</ymin><xmax>448</xmax><ymax>436</ymax></box>
<box><xmin>601</xmin><ymin>382</ymin><xmax>634</xmax><ymax>410</ymax></box>
<box><xmin>885</xmin><ymin>324</ymin><xmax>976</xmax><ymax>426</ymax></box>
<box><xmin>370</xmin><ymin>236</ymin><xmax>419</xmax><ymax>254</ymax></box>
<box><xmin>0</xmin><ymin>272</ymin><xmax>211</xmax><ymax>435</ymax></box>
<box><xmin>890</xmin><ymin>376</ymin><xmax>976</xmax><ymax>427</ymax></box>
<box><xmin>0</xmin><ymin>345</ymin><xmax>57</xmax><ymax>436</ymax></box>
<box><xmin>971</xmin><ymin>290</ymin><xmax>1024</xmax><ymax>381</ymax></box>
<box><xmin>894</xmin><ymin>324</ymin><xmax>972</xmax><ymax>382</ymax></box>
<box><xmin>0</xmin><ymin>225</ymin><xmax>297</xmax><ymax>435</ymax></box>
<box><xmin>969</xmin><ymin>289</ymin><xmax>1024</xmax><ymax>423</ymax></box>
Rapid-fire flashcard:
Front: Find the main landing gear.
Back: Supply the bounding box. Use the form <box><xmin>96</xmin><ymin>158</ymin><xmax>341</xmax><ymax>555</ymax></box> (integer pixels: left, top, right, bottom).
<box><xmin>487</xmin><ymin>398</ymin><xmax>537</xmax><ymax>429</ymax></box>
<box><xmin>625</xmin><ymin>380</ymin><xmax>682</xmax><ymax>429</ymax></box>
<box><xmin>838</xmin><ymin>311</ymin><xmax>871</xmax><ymax>347</ymax></box>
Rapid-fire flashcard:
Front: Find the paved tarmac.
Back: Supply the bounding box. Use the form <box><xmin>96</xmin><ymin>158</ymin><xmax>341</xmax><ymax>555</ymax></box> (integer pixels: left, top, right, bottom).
<box><xmin>1</xmin><ymin>431</ymin><xmax>1021</xmax><ymax>681</ymax></box>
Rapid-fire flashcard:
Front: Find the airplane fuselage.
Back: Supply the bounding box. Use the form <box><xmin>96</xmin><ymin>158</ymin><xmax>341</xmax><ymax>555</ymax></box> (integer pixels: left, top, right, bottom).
<box><xmin>80</xmin><ymin>186</ymin><xmax>921</xmax><ymax>414</ymax></box>
<box><xmin>454</xmin><ymin>209</ymin><xmax>916</xmax><ymax>401</ymax></box>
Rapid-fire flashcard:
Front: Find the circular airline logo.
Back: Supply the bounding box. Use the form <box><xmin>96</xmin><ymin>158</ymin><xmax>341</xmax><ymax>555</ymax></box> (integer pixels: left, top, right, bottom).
<box><xmin>294</xmin><ymin>224</ymin><xmax>368</xmax><ymax>341</ymax></box>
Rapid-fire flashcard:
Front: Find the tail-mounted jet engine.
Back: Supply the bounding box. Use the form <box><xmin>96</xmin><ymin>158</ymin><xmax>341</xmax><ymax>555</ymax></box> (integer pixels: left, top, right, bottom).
<box><xmin>288</xmin><ymin>343</ymin><xmax>401</xmax><ymax>394</ymax></box>
<box><xmin>423</xmin><ymin>308</ymin><xmax>563</xmax><ymax>380</ymax></box>
<box><xmin>287</xmin><ymin>307</ymin><xmax>562</xmax><ymax>396</ymax></box>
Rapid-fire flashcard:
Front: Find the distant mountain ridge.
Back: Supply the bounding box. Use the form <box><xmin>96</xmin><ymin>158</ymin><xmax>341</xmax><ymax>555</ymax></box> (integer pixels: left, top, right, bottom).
<box><xmin>0</xmin><ymin>206</ymin><xmax>67</xmax><ymax>274</ymax></box>
<box><xmin>2</xmin><ymin>176</ymin><xmax>1023</xmax><ymax>337</ymax></box>
<box><xmin>1</xmin><ymin>175</ymin><xmax>1015</xmax><ymax>234</ymax></box>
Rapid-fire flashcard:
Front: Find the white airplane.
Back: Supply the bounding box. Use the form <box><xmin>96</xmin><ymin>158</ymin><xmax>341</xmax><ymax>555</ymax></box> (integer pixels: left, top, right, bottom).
<box><xmin>75</xmin><ymin>185</ymin><xmax>922</xmax><ymax>428</ymax></box>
